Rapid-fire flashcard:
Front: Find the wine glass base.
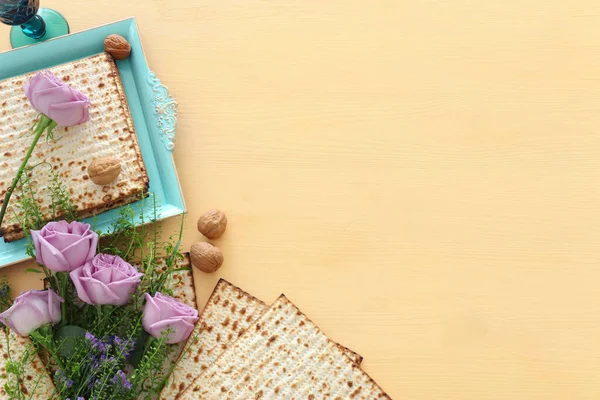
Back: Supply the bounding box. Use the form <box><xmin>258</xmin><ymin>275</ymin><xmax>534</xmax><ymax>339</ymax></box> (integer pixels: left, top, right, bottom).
<box><xmin>10</xmin><ymin>8</ymin><xmax>69</xmax><ymax>48</ymax></box>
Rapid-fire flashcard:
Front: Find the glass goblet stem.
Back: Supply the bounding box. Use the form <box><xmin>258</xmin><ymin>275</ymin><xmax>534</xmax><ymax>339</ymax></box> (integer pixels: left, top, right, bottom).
<box><xmin>20</xmin><ymin>13</ymin><xmax>45</xmax><ymax>39</ymax></box>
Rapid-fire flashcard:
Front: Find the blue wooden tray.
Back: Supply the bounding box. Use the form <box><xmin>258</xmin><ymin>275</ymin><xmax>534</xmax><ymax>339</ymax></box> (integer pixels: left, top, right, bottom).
<box><xmin>0</xmin><ymin>18</ymin><xmax>185</xmax><ymax>268</ymax></box>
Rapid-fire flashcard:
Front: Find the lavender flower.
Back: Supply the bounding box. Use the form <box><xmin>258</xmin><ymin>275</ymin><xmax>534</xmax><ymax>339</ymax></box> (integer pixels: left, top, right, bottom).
<box><xmin>85</xmin><ymin>332</ymin><xmax>107</xmax><ymax>352</ymax></box>
<box><xmin>111</xmin><ymin>370</ymin><xmax>132</xmax><ymax>391</ymax></box>
<box><xmin>54</xmin><ymin>370</ymin><xmax>73</xmax><ymax>388</ymax></box>
<box><xmin>83</xmin><ymin>332</ymin><xmax>137</xmax><ymax>396</ymax></box>
<box><xmin>0</xmin><ymin>283</ymin><xmax>10</xmax><ymax>297</ymax></box>
<box><xmin>111</xmin><ymin>335</ymin><xmax>136</xmax><ymax>358</ymax></box>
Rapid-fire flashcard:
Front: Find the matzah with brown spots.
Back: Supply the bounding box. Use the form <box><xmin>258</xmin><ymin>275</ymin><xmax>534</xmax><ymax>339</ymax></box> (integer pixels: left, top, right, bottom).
<box><xmin>154</xmin><ymin>253</ymin><xmax>197</xmax><ymax>310</ymax></box>
<box><xmin>160</xmin><ymin>279</ymin><xmax>363</xmax><ymax>400</ymax></box>
<box><xmin>0</xmin><ymin>327</ymin><xmax>55</xmax><ymax>399</ymax></box>
<box><xmin>0</xmin><ymin>52</ymin><xmax>148</xmax><ymax>242</ymax></box>
<box><xmin>180</xmin><ymin>295</ymin><xmax>390</xmax><ymax>400</ymax></box>
<box><xmin>138</xmin><ymin>253</ymin><xmax>197</xmax><ymax>400</ymax></box>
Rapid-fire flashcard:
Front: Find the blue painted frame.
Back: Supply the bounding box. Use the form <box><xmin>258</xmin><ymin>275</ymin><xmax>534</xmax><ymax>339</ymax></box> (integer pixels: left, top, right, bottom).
<box><xmin>0</xmin><ymin>18</ymin><xmax>186</xmax><ymax>267</ymax></box>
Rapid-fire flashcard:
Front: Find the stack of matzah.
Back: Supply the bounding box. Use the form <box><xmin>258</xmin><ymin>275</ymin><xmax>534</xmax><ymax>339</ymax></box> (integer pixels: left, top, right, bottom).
<box><xmin>0</xmin><ymin>327</ymin><xmax>55</xmax><ymax>399</ymax></box>
<box><xmin>162</xmin><ymin>280</ymin><xmax>389</xmax><ymax>399</ymax></box>
<box><xmin>0</xmin><ymin>52</ymin><xmax>148</xmax><ymax>242</ymax></box>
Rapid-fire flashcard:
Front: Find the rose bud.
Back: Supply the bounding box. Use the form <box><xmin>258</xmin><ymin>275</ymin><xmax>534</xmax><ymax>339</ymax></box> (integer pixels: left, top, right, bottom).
<box><xmin>143</xmin><ymin>293</ymin><xmax>198</xmax><ymax>344</ymax></box>
<box><xmin>70</xmin><ymin>254</ymin><xmax>143</xmax><ymax>306</ymax></box>
<box><xmin>0</xmin><ymin>289</ymin><xmax>63</xmax><ymax>337</ymax></box>
<box><xmin>31</xmin><ymin>221</ymin><xmax>98</xmax><ymax>273</ymax></box>
<box><xmin>24</xmin><ymin>70</ymin><xmax>91</xmax><ymax>126</ymax></box>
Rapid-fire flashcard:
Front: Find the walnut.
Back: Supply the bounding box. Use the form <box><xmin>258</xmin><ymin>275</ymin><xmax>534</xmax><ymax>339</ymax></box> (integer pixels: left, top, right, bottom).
<box><xmin>197</xmin><ymin>209</ymin><xmax>227</xmax><ymax>239</ymax></box>
<box><xmin>88</xmin><ymin>157</ymin><xmax>121</xmax><ymax>185</ymax></box>
<box><xmin>190</xmin><ymin>242</ymin><xmax>224</xmax><ymax>273</ymax></box>
<box><xmin>104</xmin><ymin>34</ymin><xmax>131</xmax><ymax>60</ymax></box>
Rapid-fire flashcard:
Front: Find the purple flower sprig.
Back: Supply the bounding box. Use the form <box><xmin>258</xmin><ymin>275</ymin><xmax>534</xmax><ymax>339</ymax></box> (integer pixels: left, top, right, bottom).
<box><xmin>84</xmin><ymin>332</ymin><xmax>136</xmax><ymax>396</ymax></box>
<box><xmin>54</xmin><ymin>370</ymin><xmax>73</xmax><ymax>389</ymax></box>
<box><xmin>111</xmin><ymin>370</ymin><xmax>133</xmax><ymax>391</ymax></box>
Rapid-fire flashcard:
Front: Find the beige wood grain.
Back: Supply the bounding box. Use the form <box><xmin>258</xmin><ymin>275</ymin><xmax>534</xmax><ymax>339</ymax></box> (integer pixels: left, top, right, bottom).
<box><xmin>2</xmin><ymin>1</ymin><xmax>600</xmax><ymax>398</ymax></box>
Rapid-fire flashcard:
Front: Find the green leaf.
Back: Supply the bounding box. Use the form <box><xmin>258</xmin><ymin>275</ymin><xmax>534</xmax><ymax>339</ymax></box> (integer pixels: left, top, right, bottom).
<box><xmin>24</xmin><ymin>268</ymin><xmax>43</xmax><ymax>274</ymax></box>
<box><xmin>54</xmin><ymin>325</ymin><xmax>87</xmax><ymax>358</ymax></box>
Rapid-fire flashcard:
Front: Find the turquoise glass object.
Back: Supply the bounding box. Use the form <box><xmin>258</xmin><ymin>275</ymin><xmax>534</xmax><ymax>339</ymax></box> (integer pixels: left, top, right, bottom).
<box><xmin>0</xmin><ymin>0</ymin><xmax>69</xmax><ymax>48</ymax></box>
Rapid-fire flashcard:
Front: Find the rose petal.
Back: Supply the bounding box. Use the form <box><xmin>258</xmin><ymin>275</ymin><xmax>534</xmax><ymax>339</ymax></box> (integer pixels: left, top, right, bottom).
<box><xmin>24</xmin><ymin>72</ymin><xmax>60</xmax><ymax>107</ymax></box>
<box><xmin>42</xmin><ymin>71</ymin><xmax>63</xmax><ymax>87</ymax></box>
<box><xmin>31</xmin><ymin>86</ymin><xmax>77</xmax><ymax>116</ymax></box>
<box><xmin>8</xmin><ymin>302</ymin><xmax>45</xmax><ymax>336</ymax></box>
<box><xmin>30</xmin><ymin>230</ymin><xmax>44</xmax><ymax>265</ymax></box>
<box><xmin>77</xmin><ymin>277</ymin><xmax>120</xmax><ymax>305</ymax></box>
<box><xmin>68</xmin><ymin>221</ymin><xmax>91</xmax><ymax>236</ymax></box>
<box><xmin>146</xmin><ymin>319</ymin><xmax>174</xmax><ymax>339</ymax></box>
<box><xmin>46</xmin><ymin>290</ymin><xmax>64</xmax><ymax>323</ymax></box>
<box><xmin>108</xmin><ymin>267</ymin><xmax>129</xmax><ymax>282</ymax></box>
<box><xmin>48</xmin><ymin>101</ymin><xmax>90</xmax><ymax>127</ymax></box>
<box><xmin>43</xmin><ymin>232</ymin><xmax>80</xmax><ymax>252</ymax></box>
<box><xmin>148</xmin><ymin>318</ymin><xmax>195</xmax><ymax>344</ymax></box>
<box><xmin>106</xmin><ymin>278</ymin><xmax>140</xmax><ymax>305</ymax></box>
<box><xmin>142</xmin><ymin>293</ymin><xmax>161</xmax><ymax>326</ymax></box>
<box><xmin>61</xmin><ymin>238</ymin><xmax>92</xmax><ymax>270</ymax></box>
<box><xmin>90</xmin><ymin>267</ymin><xmax>113</xmax><ymax>284</ymax></box>
<box><xmin>85</xmin><ymin>232</ymin><xmax>98</xmax><ymax>262</ymax></box>
<box><xmin>74</xmin><ymin>90</ymin><xmax>90</xmax><ymax>103</ymax></box>
<box><xmin>43</xmin><ymin>221</ymin><xmax>71</xmax><ymax>234</ymax></box>
<box><xmin>70</xmin><ymin>267</ymin><xmax>93</xmax><ymax>305</ymax></box>
<box><xmin>27</xmin><ymin>293</ymin><xmax>51</xmax><ymax>316</ymax></box>
<box><xmin>157</xmin><ymin>300</ymin><xmax>191</xmax><ymax>320</ymax></box>
<box><xmin>0</xmin><ymin>307</ymin><xmax>16</xmax><ymax>332</ymax></box>
<box><xmin>154</xmin><ymin>293</ymin><xmax>198</xmax><ymax>318</ymax></box>
<box><xmin>36</xmin><ymin>235</ymin><xmax>70</xmax><ymax>272</ymax></box>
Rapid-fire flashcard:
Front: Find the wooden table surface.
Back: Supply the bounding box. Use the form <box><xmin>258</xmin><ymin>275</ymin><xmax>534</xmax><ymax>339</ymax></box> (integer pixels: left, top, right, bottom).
<box><xmin>3</xmin><ymin>1</ymin><xmax>600</xmax><ymax>398</ymax></box>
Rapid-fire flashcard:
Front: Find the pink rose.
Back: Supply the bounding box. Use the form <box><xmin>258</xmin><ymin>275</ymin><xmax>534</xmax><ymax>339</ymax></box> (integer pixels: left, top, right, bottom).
<box><xmin>24</xmin><ymin>70</ymin><xmax>91</xmax><ymax>126</ymax></box>
<box><xmin>0</xmin><ymin>289</ymin><xmax>63</xmax><ymax>337</ymax></box>
<box><xmin>70</xmin><ymin>254</ymin><xmax>143</xmax><ymax>306</ymax></box>
<box><xmin>143</xmin><ymin>293</ymin><xmax>198</xmax><ymax>344</ymax></box>
<box><xmin>31</xmin><ymin>221</ymin><xmax>98</xmax><ymax>272</ymax></box>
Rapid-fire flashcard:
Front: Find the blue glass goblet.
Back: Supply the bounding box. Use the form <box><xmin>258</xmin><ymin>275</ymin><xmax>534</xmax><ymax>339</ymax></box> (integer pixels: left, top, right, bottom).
<box><xmin>0</xmin><ymin>0</ymin><xmax>69</xmax><ymax>48</ymax></box>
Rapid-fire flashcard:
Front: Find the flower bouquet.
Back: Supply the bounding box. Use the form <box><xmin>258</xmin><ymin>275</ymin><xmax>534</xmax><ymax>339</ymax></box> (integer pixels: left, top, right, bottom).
<box><xmin>0</xmin><ymin>71</ymin><xmax>198</xmax><ymax>400</ymax></box>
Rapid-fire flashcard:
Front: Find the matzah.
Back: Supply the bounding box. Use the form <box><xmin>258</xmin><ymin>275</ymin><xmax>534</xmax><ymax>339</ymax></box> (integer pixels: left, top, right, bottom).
<box><xmin>160</xmin><ymin>280</ymin><xmax>362</xmax><ymax>399</ymax></box>
<box><xmin>138</xmin><ymin>253</ymin><xmax>197</xmax><ymax>400</ymax></box>
<box><xmin>0</xmin><ymin>327</ymin><xmax>55</xmax><ymax>399</ymax></box>
<box><xmin>180</xmin><ymin>295</ymin><xmax>390</xmax><ymax>400</ymax></box>
<box><xmin>0</xmin><ymin>52</ymin><xmax>148</xmax><ymax>242</ymax></box>
<box><xmin>154</xmin><ymin>253</ymin><xmax>197</xmax><ymax>310</ymax></box>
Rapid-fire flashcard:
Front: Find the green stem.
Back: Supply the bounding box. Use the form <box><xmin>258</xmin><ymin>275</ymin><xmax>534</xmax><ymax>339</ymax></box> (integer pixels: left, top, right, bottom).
<box><xmin>61</xmin><ymin>301</ymin><xmax>66</xmax><ymax>327</ymax></box>
<box><xmin>58</xmin><ymin>273</ymin><xmax>67</xmax><ymax>325</ymax></box>
<box><xmin>0</xmin><ymin>115</ymin><xmax>55</xmax><ymax>229</ymax></box>
<box><xmin>96</xmin><ymin>304</ymin><xmax>103</xmax><ymax>321</ymax></box>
